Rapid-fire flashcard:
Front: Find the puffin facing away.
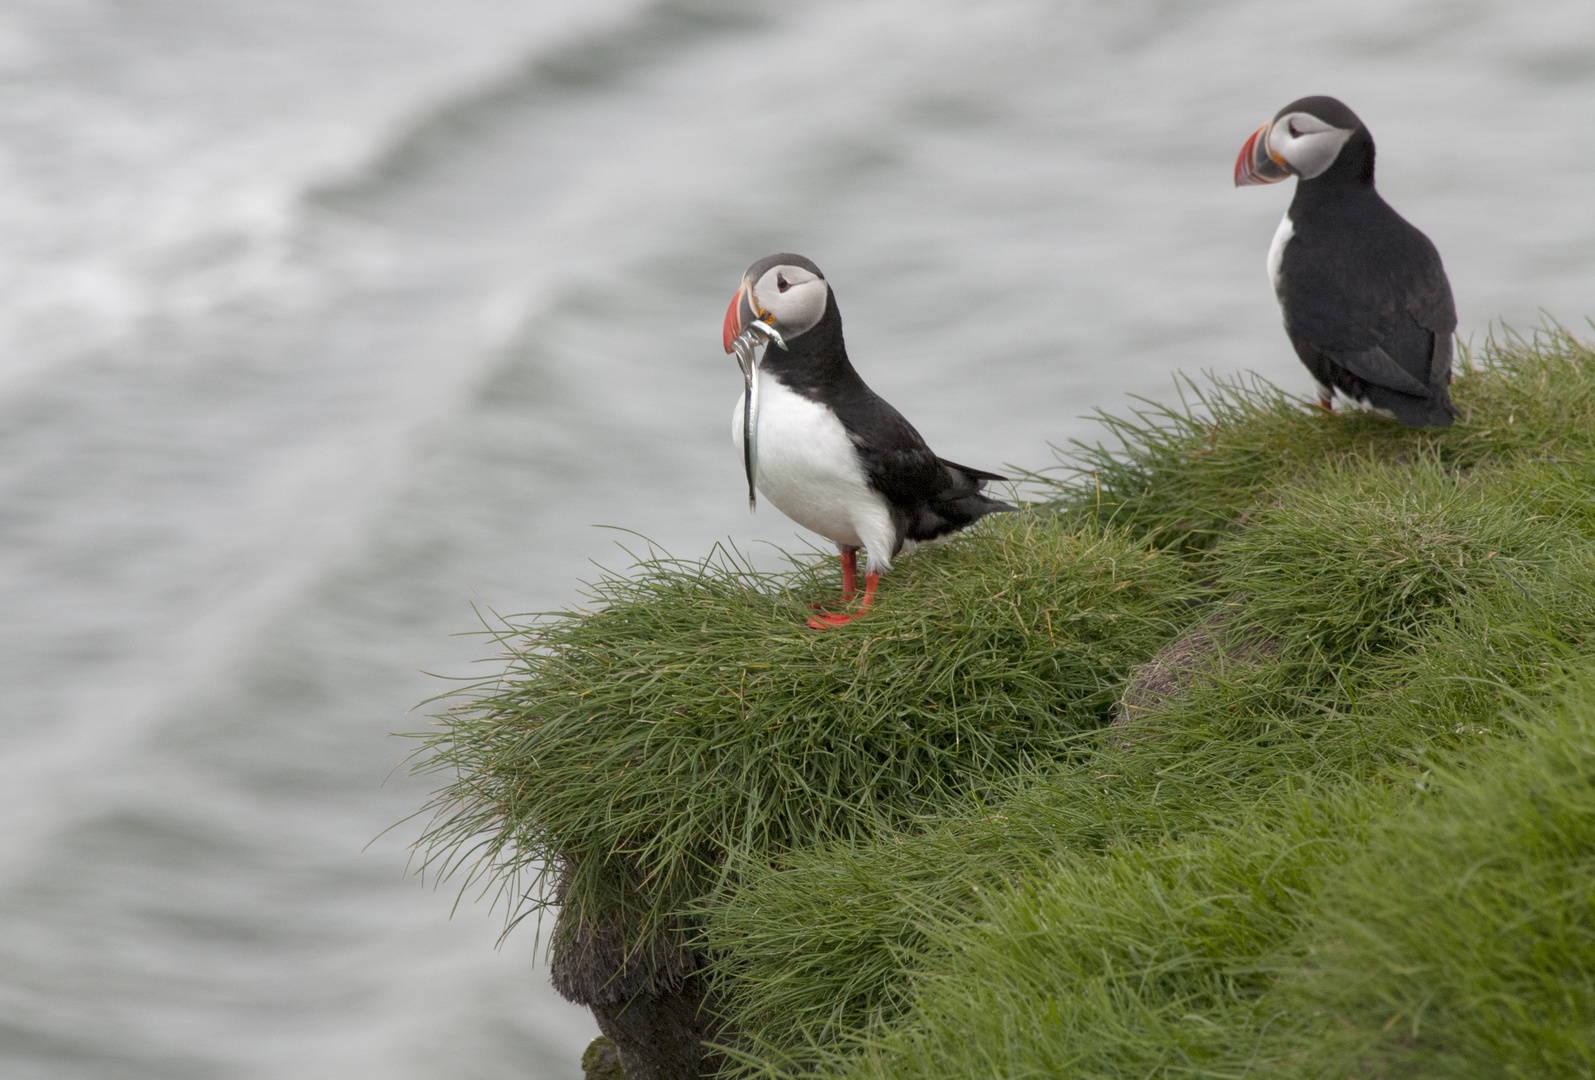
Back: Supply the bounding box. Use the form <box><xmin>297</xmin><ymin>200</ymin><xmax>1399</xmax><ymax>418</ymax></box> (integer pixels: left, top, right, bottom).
<box><xmin>721</xmin><ymin>254</ymin><xmax>1014</xmax><ymax>629</ymax></box>
<box><xmin>1235</xmin><ymin>96</ymin><xmax>1458</xmax><ymax>427</ymax></box>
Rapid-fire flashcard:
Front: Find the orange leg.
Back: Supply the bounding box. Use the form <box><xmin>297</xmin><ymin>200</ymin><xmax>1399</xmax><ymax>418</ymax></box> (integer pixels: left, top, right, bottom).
<box><xmin>806</xmin><ymin>570</ymin><xmax>880</xmax><ymax>630</ymax></box>
<box><xmin>811</xmin><ymin>550</ymin><xmax>859</xmax><ymax>611</ymax></box>
<box><xmin>857</xmin><ymin>571</ymin><xmax>878</xmax><ymax>613</ymax></box>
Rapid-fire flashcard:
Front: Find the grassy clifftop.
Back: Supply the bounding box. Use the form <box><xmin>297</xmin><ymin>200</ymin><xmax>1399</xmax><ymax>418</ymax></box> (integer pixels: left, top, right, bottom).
<box><xmin>412</xmin><ymin>327</ymin><xmax>1595</xmax><ymax>1078</ymax></box>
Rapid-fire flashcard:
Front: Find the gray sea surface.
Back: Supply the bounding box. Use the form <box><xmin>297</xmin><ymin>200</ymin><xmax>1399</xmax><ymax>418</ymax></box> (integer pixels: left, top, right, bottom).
<box><xmin>0</xmin><ymin>1</ymin><xmax>1591</xmax><ymax>1076</ymax></box>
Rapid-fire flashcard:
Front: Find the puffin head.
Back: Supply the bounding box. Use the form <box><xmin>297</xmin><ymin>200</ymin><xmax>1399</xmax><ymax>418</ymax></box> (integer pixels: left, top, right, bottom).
<box><xmin>1234</xmin><ymin>96</ymin><xmax>1368</xmax><ymax>187</ymax></box>
<box><xmin>722</xmin><ymin>253</ymin><xmax>830</xmax><ymax>353</ymax></box>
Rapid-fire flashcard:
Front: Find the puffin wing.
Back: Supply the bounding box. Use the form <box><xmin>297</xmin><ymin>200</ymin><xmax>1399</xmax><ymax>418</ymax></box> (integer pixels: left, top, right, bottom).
<box><xmin>1326</xmin><ymin>345</ymin><xmax>1432</xmax><ymax>398</ymax></box>
<box><xmin>1397</xmin><ymin>223</ymin><xmax>1458</xmax><ymax>340</ymax></box>
<box><xmin>1397</xmin><ymin>225</ymin><xmax>1459</xmax><ymax>396</ymax></box>
<box><xmin>833</xmin><ymin>385</ymin><xmax>1014</xmax><ymax>544</ymax></box>
<box><xmin>837</xmin><ymin>397</ymin><xmax>947</xmax><ymax>510</ymax></box>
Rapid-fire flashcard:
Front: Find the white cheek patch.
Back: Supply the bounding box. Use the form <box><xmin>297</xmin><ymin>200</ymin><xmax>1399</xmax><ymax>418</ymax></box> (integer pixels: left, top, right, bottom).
<box><xmin>752</xmin><ymin>267</ymin><xmax>828</xmax><ymax>339</ymax></box>
<box><xmin>1270</xmin><ymin>114</ymin><xmax>1354</xmax><ymax>180</ymax></box>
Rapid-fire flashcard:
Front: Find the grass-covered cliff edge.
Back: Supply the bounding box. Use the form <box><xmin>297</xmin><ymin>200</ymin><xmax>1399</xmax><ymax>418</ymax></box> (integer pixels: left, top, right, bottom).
<box><xmin>411</xmin><ymin>328</ymin><xmax>1595</xmax><ymax>1079</ymax></box>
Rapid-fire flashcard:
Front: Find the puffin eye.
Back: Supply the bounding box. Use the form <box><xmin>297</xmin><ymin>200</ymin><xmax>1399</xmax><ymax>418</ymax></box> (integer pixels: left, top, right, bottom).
<box><xmin>777</xmin><ymin>273</ymin><xmax>790</xmax><ymax>293</ymax></box>
<box><xmin>1288</xmin><ymin>121</ymin><xmax>1302</xmax><ymax>138</ymax></box>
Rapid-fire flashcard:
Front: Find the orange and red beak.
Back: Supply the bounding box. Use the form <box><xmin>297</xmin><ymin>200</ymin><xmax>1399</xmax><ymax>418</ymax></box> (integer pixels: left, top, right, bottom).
<box><xmin>723</xmin><ymin>282</ymin><xmax>760</xmax><ymax>353</ymax></box>
<box><xmin>1234</xmin><ymin>120</ymin><xmax>1291</xmax><ymax>187</ymax></box>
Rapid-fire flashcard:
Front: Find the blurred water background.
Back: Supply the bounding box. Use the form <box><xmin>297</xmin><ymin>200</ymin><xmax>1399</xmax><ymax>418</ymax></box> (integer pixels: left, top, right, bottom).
<box><xmin>0</xmin><ymin>0</ymin><xmax>1591</xmax><ymax>1076</ymax></box>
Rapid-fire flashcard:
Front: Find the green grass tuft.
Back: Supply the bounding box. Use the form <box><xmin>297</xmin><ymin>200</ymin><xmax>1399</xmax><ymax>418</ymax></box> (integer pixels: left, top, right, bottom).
<box><xmin>817</xmin><ymin>675</ymin><xmax>1595</xmax><ymax>1080</ymax></box>
<box><xmin>1047</xmin><ymin>325</ymin><xmax>1595</xmax><ymax>552</ymax></box>
<box><xmin>411</xmin><ymin>517</ymin><xmax>1186</xmax><ymax>937</ymax></box>
<box><xmin>1275</xmin><ymin>676</ymin><xmax>1595</xmax><ymax>1078</ymax></box>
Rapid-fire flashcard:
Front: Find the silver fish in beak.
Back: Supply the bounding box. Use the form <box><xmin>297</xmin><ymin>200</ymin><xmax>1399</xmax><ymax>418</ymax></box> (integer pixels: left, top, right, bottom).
<box><xmin>722</xmin><ymin>280</ymin><xmax>786</xmax><ymax>511</ymax></box>
<box><xmin>727</xmin><ymin>320</ymin><xmax>785</xmax><ymax>510</ymax></box>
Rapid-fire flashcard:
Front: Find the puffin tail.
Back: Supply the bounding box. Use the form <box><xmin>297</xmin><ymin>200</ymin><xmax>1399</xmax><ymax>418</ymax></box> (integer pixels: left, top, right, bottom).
<box><xmin>906</xmin><ymin>460</ymin><xmax>1017</xmax><ymax>542</ymax></box>
<box><xmin>941</xmin><ymin>460</ymin><xmax>1008</xmax><ymax>484</ymax></box>
<box><xmin>1366</xmin><ymin>384</ymin><xmax>1459</xmax><ymax>428</ymax></box>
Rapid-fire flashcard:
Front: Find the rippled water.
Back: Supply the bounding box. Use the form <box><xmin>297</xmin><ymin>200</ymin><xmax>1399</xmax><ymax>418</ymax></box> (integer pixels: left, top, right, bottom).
<box><xmin>1</xmin><ymin>1</ymin><xmax>1591</xmax><ymax>1076</ymax></box>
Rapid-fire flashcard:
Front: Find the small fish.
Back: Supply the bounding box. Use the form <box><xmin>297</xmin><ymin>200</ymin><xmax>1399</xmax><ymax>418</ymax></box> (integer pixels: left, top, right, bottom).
<box><xmin>729</xmin><ymin>321</ymin><xmax>785</xmax><ymax>511</ymax></box>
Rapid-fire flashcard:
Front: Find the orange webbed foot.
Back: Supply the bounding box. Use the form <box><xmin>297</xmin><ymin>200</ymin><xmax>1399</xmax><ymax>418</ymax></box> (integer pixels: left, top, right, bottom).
<box><xmin>805</xmin><ymin>612</ymin><xmax>856</xmax><ymax>630</ymax></box>
<box><xmin>802</xmin><ymin>570</ymin><xmax>879</xmax><ymax>630</ymax></box>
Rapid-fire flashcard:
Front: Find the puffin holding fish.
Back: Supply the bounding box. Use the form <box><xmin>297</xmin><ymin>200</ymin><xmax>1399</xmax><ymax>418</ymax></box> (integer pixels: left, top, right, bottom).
<box><xmin>1235</xmin><ymin>95</ymin><xmax>1458</xmax><ymax>427</ymax></box>
<box><xmin>722</xmin><ymin>253</ymin><xmax>1014</xmax><ymax>629</ymax></box>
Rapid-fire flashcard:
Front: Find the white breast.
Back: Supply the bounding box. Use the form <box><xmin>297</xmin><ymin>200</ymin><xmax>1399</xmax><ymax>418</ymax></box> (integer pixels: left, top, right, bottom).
<box><xmin>1267</xmin><ymin>212</ymin><xmax>1294</xmax><ymax>303</ymax></box>
<box><xmin>732</xmin><ymin>376</ymin><xmax>898</xmax><ymax>572</ymax></box>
